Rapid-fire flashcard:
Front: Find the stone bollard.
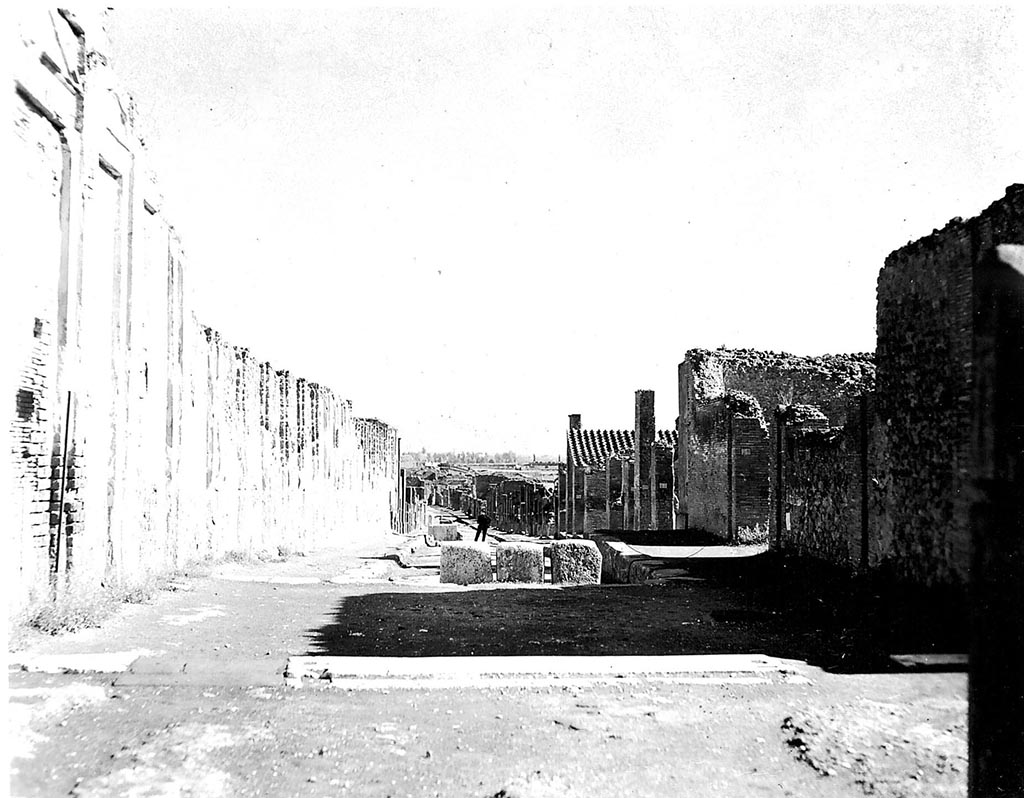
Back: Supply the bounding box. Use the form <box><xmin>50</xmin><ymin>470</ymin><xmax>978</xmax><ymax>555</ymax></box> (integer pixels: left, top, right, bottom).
<box><xmin>429</xmin><ymin>524</ymin><xmax>463</xmax><ymax>542</ymax></box>
<box><xmin>495</xmin><ymin>543</ymin><xmax>545</xmax><ymax>583</ymax></box>
<box><xmin>549</xmin><ymin>540</ymin><xmax>602</xmax><ymax>585</ymax></box>
<box><xmin>439</xmin><ymin>542</ymin><xmax>493</xmax><ymax>585</ymax></box>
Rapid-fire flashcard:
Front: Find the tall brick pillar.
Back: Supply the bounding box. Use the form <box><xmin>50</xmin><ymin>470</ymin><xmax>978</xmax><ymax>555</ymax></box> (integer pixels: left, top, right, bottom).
<box><xmin>634</xmin><ymin>390</ymin><xmax>655</xmax><ymax>530</ymax></box>
<box><xmin>624</xmin><ymin>460</ymin><xmax>635</xmax><ymax>530</ymax></box>
<box><xmin>969</xmin><ymin>245</ymin><xmax>1024</xmax><ymax>798</ymax></box>
<box><xmin>557</xmin><ymin>464</ymin><xmax>567</xmax><ymax>535</ymax></box>
<box><xmin>566</xmin><ymin>414</ymin><xmax>581</xmax><ymax>536</ymax></box>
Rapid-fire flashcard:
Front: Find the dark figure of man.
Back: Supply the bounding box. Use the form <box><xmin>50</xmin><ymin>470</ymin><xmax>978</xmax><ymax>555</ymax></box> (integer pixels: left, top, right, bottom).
<box><xmin>474</xmin><ymin>511</ymin><xmax>491</xmax><ymax>542</ymax></box>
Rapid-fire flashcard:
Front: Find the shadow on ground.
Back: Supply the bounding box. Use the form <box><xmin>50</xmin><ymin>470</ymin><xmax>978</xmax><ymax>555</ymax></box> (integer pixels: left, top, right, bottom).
<box><xmin>305</xmin><ymin>552</ymin><xmax>967</xmax><ymax>674</ymax></box>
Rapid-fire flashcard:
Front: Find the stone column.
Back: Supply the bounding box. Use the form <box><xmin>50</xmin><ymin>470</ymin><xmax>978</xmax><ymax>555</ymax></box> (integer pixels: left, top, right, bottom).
<box><xmin>606</xmin><ymin>454</ymin><xmax>624</xmax><ymax>531</ymax></box>
<box><xmin>634</xmin><ymin>390</ymin><xmax>655</xmax><ymax>530</ymax></box>
<box><xmin>565</xmin><ymin>413</ymin><xmax>581</xmax><ymax>534</ymax></box>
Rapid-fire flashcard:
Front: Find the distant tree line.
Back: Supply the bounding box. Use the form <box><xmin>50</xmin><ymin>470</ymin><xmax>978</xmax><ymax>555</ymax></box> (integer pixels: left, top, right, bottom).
<box><xmin>401</xmin><ymin>450</ymin><xmax>558</xmax><ymax>465</ymax></box>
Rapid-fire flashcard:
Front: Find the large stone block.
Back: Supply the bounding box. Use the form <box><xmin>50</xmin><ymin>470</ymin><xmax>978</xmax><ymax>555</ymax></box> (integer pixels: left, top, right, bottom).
<box><xmin>549</xmin><ymin>540</ymin><xmax>601</xmax><ymax>585</ymax></box>
<box><xmin>439</xmin><ymin>542</ymin><xmax>493</xmax><ymax>585</ymax></box>
<box><xmin>429</xmin><ymin>524</ymin><xmax>463</xmax><ymax>542</ymax></box>
<box><xmin>495</xmin><ymin>543</ymin><xmax>544</xmax><ymax>583</ymax></box>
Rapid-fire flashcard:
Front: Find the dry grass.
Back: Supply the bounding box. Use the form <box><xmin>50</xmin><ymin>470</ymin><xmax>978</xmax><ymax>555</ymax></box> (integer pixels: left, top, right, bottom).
<box><xmin>13</xmin><ymin>546</ymin><xmax>296</xmax><ymax>639</ymax></box>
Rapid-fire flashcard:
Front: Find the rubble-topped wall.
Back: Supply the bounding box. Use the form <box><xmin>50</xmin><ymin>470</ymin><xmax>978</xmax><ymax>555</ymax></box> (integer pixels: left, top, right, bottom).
<box><xmin>683</xmin><ymin>349</ymin><xmax>875</xmax><ymax>422</ymax></box>
<box><xmin>876</xmin><ymin>184</ymin><xmax>1024</xmax><ymax>586</ymax></box>
<box><xmin>678</xmin><ymin>349</ymin><xmax>874</xmax><ymax>541</ymax></box>
<box><xmin>7</xmin><ymin>11</ymin><xmax>399</xmax><ymax>611</ymax></box>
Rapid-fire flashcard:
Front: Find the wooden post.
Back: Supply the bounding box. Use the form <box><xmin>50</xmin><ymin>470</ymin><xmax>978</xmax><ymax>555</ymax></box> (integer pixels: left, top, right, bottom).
<box><xmin>969</xmin><ymin>244</ymin><xmax>1024</xmax><ymax>797</ymax></box>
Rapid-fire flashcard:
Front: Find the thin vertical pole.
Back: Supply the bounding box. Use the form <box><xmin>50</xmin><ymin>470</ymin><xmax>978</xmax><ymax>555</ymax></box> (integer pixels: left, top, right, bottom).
<box><xmin>53</xmin><ymin>390</ymin><xmax>72</xmax><ymax>589</ymax></box>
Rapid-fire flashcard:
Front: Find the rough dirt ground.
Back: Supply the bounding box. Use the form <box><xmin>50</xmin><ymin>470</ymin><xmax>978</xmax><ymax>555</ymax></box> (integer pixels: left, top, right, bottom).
<box><xmin>8</xmin><ymin>531</ymin><xmax>967</xmax><ymax>798</ymax></box>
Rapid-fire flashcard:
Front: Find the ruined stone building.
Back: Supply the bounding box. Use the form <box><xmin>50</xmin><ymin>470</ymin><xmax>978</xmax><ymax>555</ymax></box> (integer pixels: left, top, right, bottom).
<box><xmin>422</xmin><ymin>467</ymin><xmax>554</xmax><ymax>536</ymax></box>
<box><xmin>871</xmin><ymin>185</ymin><xmax>1024</xmax><ymax>586</ymax></box>
<box><xmin>672</xmin><ymin>186</ymin><xmax>1024</xmax><ymax>589</ymax></box>
<box><xmin>7</xmin><ymin>11</ymin><xmax>401</xmax><ymax>612</ymax></box>
<box><xmin>556</xmin><ymin>184</ymin><xmax>1022</xmax><ymax>594</ymax></box>
<box><xmin>676</xmin><ymin>349</ymin><xmax>875</xmax><ymax>543</ymax></box>
<box><xmin>557</xmin><ymin>391</ymin><xmax>676</xmax><ymax>536</ymax></box>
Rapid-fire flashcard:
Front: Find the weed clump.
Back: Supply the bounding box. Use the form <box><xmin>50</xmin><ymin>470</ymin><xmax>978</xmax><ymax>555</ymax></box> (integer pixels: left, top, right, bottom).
<box><xmin>22</xmin><ymin>588</ymin><xmax>117</xmax><ymax>635</ymax></box>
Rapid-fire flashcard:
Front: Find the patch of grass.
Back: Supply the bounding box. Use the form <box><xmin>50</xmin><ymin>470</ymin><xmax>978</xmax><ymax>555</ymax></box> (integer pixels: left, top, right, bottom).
<box><xmin>113</xmin><ymin>575</ymin><xmax>160</xmax><ymax>605</ymax></box>
<box><xmin>170</xmin><ymin>556</ymin><xmax>213</xmax><ymax>580</ymax></box>
<box><xmin>22</xmin><ymin>588</ymin><xmax>118</xmax><ymax>636</ymax></box>
<box><xmin>221</xmin><ymin>549</ymin><xmax>256</xmax><ymax>564</ymax></box>
<box><xmin>19</xmin><ymin>572</ymin><xmax>165</xmax><ymax>637</ymax></box>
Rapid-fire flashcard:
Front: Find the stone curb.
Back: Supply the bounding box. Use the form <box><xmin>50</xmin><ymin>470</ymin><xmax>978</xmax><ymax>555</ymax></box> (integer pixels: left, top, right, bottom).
<box><xmin>586</xmin><ymin>533</ymin><xmax>710</xmax><ymax>584</ymax></box>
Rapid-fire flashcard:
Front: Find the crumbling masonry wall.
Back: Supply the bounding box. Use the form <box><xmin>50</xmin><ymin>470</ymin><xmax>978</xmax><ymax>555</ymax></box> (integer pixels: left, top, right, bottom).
<box><xmin>6</xmin><ymin>11</ymin><xmax>399</xmax><ymax>612</ymax></box>
<box><xmin>677</xmin><ymin>349</ymin><xmax>874</xmax><ymax>542</ymax></box>
<box><xmin>875</xmin><ymin>184</ymin><xmax>1024</xmax><ymax>586</ymax></box>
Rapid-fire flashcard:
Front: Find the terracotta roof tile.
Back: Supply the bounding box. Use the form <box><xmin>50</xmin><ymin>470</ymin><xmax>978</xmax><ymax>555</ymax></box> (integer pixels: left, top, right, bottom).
<box><xmin>568</xmin><ymin>428</ymin><xmax>677</xmax><ymax>469</ymax></box>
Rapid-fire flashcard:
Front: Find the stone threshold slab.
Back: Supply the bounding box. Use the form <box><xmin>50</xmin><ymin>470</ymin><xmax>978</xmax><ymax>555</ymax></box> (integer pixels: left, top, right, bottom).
<box><xmin>890</xmin><ymin>653</ymin><xmax>968</xmax><ymax>670</ymax></box>
<box><xmin>625</xmin><ymin>543</ymin><xmax>768</xmax><ymax>558</ymax></box>
<box><xmin>14</xmin><ymin>650</ymin><xmax>156</xmax><ymax>674</ymax></box>
<box><xmin>287</xmin><ymin>653</ymin><xmax>807</xmax><ymax>681</ymax></box>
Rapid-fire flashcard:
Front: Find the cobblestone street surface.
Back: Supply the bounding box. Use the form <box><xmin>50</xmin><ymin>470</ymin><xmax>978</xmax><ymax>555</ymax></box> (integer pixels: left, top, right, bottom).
<box><xmin>9</xmin><ymin>531</ymin><xmax>967</xmax><ymax>798</ymax></box>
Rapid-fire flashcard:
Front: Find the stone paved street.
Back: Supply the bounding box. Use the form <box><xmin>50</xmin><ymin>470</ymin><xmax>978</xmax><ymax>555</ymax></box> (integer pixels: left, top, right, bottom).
<box><xmin>9</xmin><ymin>532</ymin><xmax>967</xmax><ymax>798</ymax></box>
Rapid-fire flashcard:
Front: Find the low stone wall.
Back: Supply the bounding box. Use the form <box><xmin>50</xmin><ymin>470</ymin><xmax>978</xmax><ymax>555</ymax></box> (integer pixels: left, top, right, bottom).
<box><xmin>439</xmin><ymin>542</ymin><xmax>493</xmax><ymax>585</ymax></box>
<box><xmin>550</xmin><ymin>540</ymin><xmax>601</xmax><ymax>585</ymax></box>
<box><xmin>495</xmin><ymin>543</ymin><xmax>545</xmax><ymax>583</ymax></box>
<box><xmin>429</xmin><ymin>524</ymin><xmax>463</xmax><ymax>542</ymax></box>
<box><xmin>588</xmin><ymin>533</ymin><xmax>647</xmax><ymax>583</ymax></box>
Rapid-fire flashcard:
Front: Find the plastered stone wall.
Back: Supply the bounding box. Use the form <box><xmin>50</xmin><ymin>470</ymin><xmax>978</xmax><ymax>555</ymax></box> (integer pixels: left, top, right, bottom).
<box><xmin>687</xmin><ymin>398</ymin><xmax>731</xmax><ymax>537</ymax></box>
<box><xmin>875</xmin><ymin>184</ymin><xmax>1024</xmax><ymax>586</ymax></box>
<box><xmin>7</xmin><ymin>11</ymin><xmax>400</xmax><ymax>611</ymax></box>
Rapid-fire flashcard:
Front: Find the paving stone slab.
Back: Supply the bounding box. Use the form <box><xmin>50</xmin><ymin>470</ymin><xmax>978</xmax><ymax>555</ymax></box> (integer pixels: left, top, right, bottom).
<box><xmin>495</xmin><ymin>543</ymin><xmax>545</xmax><ymax>583</ymax></box>
<box><xmin>439</xmin><ymin>542</ymin><xmax>493</xmax><ymax>585</ymax></box>
<box><xmin>550</xmin><ymin>540</ymin><xmax>602</xmax><ymax>585</ymax></box>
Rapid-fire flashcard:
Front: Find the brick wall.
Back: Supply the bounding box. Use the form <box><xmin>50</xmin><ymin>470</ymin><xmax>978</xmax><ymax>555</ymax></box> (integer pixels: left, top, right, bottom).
<box><xmin>605</xmin><ymin>453</ymin><xmax>627</xmax><ymax>531</ymax></box>
<box><xmin>875</xmin><ymin>184</ymin><xmax>1024</xmax><ymax>586</ymax></box>
<box><xmin>732</xmin><ymin>412</ymin><xmax>770</xmax><ymax>542</ymax></box>
<box><xmin>651</xmin><ymin>442</ymin><xmax>674</xmax><ymax>530</ymax></box>
<box><xmin>7</xmin><ymin>11</ymin><xmax>400</xmax><ymax>611</ymax></box>
<box><xmin>583</xmin><ymin>465</ymin><xmax>608</xmax><ymax>534</ymax></box>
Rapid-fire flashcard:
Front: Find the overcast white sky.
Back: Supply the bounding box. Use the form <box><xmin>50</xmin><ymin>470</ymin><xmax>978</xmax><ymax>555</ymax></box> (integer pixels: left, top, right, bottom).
<box><xmin>105</xmin><ymin>6</ymin><xmax>1022</xmax><ymax>457</ymax></box>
